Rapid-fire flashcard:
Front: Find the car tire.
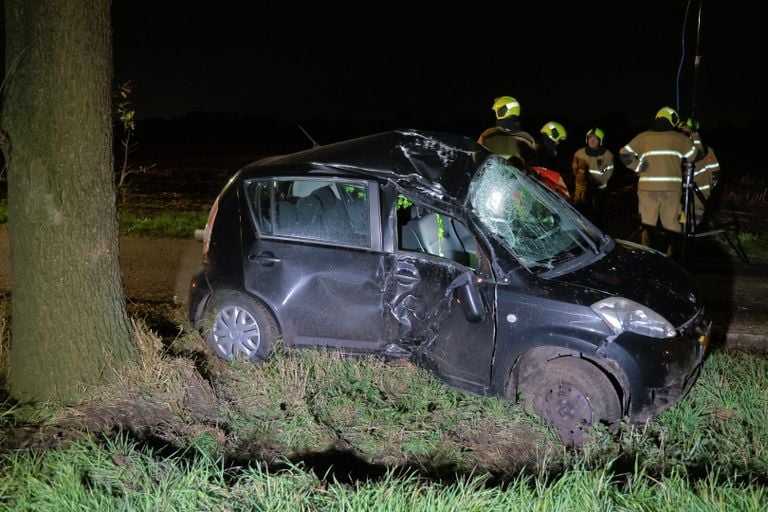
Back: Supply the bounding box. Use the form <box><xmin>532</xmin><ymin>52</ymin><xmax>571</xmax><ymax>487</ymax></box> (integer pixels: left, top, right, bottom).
<box><xmin>518</xmin><ymin>357</ymin><xmax>621</xmax><ymax>446</ymax></box>
<box><xmin>203</xmin><ymin>290</ymin><xmax>277</xmax><ymax>362</ymax></box>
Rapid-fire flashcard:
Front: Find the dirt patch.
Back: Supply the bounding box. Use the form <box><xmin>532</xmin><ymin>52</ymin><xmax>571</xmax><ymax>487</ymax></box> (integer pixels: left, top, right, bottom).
<box><xmin>2</xmin><ymin>338</ymin><xmax>550</xmax><ymax>478</ymax></box>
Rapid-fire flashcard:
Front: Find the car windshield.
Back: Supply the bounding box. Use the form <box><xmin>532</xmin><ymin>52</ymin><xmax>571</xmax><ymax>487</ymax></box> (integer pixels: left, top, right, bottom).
<box><xmin>468</xmin><ymin>155</ymin><xmax>607</xmax><ymax>274</ymax></box>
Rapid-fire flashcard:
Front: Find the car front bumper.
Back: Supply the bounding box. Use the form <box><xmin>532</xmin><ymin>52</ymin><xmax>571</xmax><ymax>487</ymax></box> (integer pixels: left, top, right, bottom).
<box><xmin>607</xmin><ymin>310</ymin><xmax>711</xmax><ymax>423</ymax></box>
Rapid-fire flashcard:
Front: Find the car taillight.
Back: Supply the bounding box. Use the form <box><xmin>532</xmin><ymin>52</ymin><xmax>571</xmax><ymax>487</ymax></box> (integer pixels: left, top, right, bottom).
<box><xmin>201</xmin><ymin>198</ymin><xmax>219</xmax><ymax>255</ymax></box>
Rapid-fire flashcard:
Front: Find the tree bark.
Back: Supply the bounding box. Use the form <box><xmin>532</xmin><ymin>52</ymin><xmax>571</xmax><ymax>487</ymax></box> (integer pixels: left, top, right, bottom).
<box><xmin>2</xmin><ymin>0</ymin><xmax>136</xmax><ymax>402</ymax></box>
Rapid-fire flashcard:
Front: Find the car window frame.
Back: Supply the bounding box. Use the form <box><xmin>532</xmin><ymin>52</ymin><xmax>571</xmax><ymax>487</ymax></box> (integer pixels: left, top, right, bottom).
<box><xmin>243</xmin><ymin>176</ymin><xmax>382</xmax><ymax>251</ymax></box>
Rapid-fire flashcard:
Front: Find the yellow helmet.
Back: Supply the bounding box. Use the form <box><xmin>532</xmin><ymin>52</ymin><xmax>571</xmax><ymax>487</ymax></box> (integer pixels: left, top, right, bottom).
<box><xmin>655</xmin><ymin>106</ymin><xmax>681</xmax><ymax>127</ymax></box>
<box><xmin>684</xmin><ymin>117</ymin><xmax>700</xmax><ymax>130</ymax></box>
<box><xmin>492</xmin><ymin>96</ymin><xmax>520</xmax><ymax>120</ymax></box>
<box><xmin>586</xmin><ymin>127</ymin><xmax>604</xmax><ymax>145</ymax></box>
<box><xmin>541</xmin><ymin>121</ymin><xmax>567</xmax><ymax>143</ymax></box>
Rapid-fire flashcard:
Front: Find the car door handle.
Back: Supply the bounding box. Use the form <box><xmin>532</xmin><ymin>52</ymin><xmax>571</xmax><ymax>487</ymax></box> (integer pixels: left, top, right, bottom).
<box><xmin>394</xmin><ymin>271</ymin><xmax>420</xmax><ymax>284</ymax></box>
<box><xmin>249</xmin><ymin>252</ymin><xmax>282</xmax><ymax>265</ymax></box>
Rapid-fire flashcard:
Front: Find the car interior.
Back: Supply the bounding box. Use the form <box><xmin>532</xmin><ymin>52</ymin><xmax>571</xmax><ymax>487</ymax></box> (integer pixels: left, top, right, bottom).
<box><xmin>273</xmin><ymin>180</ymin><xmax>369</xmax><ymax>246</ymax></box>
<box><xmin>400</xmin><ymin>205</ymin><xmax>477</xmax><ymax>268</ymax></box>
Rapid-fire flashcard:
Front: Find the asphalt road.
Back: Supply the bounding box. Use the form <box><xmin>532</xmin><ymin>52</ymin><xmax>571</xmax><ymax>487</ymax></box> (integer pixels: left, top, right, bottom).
<box><xmin>0</xmin><ymin>231</ymin><xmax>202</xmax><ymax>304</ymax></box>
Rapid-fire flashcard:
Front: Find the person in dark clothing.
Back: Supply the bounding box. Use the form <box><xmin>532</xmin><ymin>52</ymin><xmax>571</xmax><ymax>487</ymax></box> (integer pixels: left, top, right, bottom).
<box><xmin>528</xmin><ymin>121</ymin><xmax>571</xmax><ymax>201</ymax></box>
<box><xmin>535</xmin><ymin>121</ymin><xmax>567</xmax><ymax>168</ymax></box>
<box><xmin>477</xmin><ymin>96</ymin><xmax>536</xmax><ymax>169</ymax></box>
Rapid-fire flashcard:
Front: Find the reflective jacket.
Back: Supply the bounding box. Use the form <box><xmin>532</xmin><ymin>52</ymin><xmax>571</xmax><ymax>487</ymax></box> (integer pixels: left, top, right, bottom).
<box><xmin>693</xmin><ymin>145</ymin><xmax>720</xmax><ymax>198</ymax></box>
<box><xmin>478</xmin><ymin>127</ymin><xmax>536</xmax><ymax>161</ymax></box>
<box><xmin>572</xmin><ymin>147</ymin><xmax>615</xmax><ymax>190</ymax></box>
<box><xmin>620</xmin><ymin>129</ymin><xmax>697</xmax><ymax>192</ymax></box>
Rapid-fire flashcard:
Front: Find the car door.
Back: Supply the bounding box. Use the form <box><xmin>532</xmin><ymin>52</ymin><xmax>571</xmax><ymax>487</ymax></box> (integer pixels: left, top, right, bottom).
<box><xmin>389</xmin><ymin>200</ymin><xmax>497</xmax><ymax>390</ymax></box>
<box><xmin>242</xmin><ymin>177</ymin><xmax>391</xmax><ymax>353</ymax></box>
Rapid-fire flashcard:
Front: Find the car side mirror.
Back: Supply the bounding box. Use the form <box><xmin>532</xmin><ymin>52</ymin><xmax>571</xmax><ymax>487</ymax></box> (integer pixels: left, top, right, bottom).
<box><xmin>449</xmin><ymin>271</ymin><xmax>485</xmax><ymax>323</ymax></box>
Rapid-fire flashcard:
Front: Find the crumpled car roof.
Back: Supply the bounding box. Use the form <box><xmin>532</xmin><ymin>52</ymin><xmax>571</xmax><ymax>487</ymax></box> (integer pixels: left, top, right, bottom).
<box><xmin>242</xmin><ymin>129</ymin><xmax>490</xmax><ymax>202</ymax></box>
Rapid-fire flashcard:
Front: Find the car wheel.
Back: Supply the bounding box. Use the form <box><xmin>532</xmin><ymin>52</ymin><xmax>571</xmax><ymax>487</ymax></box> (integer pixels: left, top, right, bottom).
<box><xmin>518</xmin><ymin>357</ymin><xmax>621</xmax><ymax>446</ymax></box>
<box><xmin>203</xmin><ymin>290</ymin><xmax>277</xmax><ymax>362</ymax></box>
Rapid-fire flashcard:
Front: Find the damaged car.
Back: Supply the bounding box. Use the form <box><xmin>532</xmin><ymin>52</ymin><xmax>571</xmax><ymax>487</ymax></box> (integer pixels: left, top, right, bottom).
<box><xmin>189</xmin><ymin>129</ymin><xmax>711</xmax><ymax>446</ymax></box>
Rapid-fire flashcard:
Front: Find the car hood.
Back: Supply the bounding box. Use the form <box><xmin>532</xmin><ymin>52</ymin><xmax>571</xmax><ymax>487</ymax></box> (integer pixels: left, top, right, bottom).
<box><xmin>553</xmin><ymin>239</ymin><xmax>703</xmax><ymax>326</ymax></box>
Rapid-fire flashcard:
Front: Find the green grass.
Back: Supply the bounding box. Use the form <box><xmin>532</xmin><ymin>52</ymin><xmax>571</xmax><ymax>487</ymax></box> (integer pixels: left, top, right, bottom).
<box><xmin>0</xmin><ymin>442</ymin><xmax>767</xmax><ymax>512</ymax></box>
<box><xmin>1</xmin><ymin>333</ymin><xmax>768</xmax><ymax>509</ymax></box>
<box><xmin>0</xmin><ymin>429</ymin><xmax>765</xmax><ymax>511</ymax></box>
<box><xmin>118</xmin><ymin>210</ymin><xmax>207</xmax><ymax>238</ymax></box>
<box><xmin>0</xmin><ymin>199</ymin><xmax>207</xmax><ymax>239</ymax></box>
<box><xmin>214</xmin><ymin>348</ymin><xmax>546</xmax><ymax>469</ymax></box>
<box><xmin>732</xmin><ymin>232</ymin><xmax>768</xmax><ymax>262</ymax></box>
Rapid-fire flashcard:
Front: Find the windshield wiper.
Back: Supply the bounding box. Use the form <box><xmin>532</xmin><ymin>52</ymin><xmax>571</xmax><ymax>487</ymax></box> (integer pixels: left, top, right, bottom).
<box><xmin>575</xmin><ymin>227</ymin><xmax>598</xmax><ymax>253</ymax></box>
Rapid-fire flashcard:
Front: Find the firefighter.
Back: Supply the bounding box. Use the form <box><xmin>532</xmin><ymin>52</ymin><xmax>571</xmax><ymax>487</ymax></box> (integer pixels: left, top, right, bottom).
<box><xmin>620</xmin><ymin>107</ymin><xmax>697</xmax><ymax>256</ymax></box>
<box><xmin>536</xmin><ymin>121</ymin><xmax>568</xmax><ymax>169</ymax></box>
<box><xmin>680</xmin><ymin>117</ymin><xmax>720</xmax><ymax>225</ymax></box>
<box><xmin>478</xmin><ymin>101</ymin><xmax>570</xmax><ymax>200</ymax></box>
<box><xmin>477</xmin><ymin>96</ymin><xmax>536</xmax><ymax>168</ymax></box>
<box><xmin>530</xmin><ymin>121</ymin><xmax>571</xmax><ymax>201</ymax></box>
<box><xmin>572</xmin><ymin>127</ymin><xmax>615</xmax><ymax>224</ymax></box>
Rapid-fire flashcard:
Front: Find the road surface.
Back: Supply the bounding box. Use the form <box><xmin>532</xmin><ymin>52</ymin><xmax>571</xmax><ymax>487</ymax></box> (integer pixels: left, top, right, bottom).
<box><xmin>0</xmin><ymin>231</ymin><xmax>202</xmax><ymax>304</ymax></box>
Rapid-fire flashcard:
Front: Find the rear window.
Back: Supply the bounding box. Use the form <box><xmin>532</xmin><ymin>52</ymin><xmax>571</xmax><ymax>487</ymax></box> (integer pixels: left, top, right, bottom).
<box><xmin>245</xmin><ymin>178</ymin><xmax>371</xmax><ymax>248</ymax></box>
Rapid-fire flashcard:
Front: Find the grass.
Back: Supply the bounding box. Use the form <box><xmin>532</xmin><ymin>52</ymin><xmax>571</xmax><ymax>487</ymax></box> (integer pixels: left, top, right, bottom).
<box><xmin>730</xmin><ymin>232</ymin><xmax>768</xmax><ymax>263</ymax></box>
<box><xmin>1</xmin><ymin>316</ymin><xmax>767</xmax><ymax>509</ymax></box>
<box><xmin>0</xmin><ymin>199</ymin><xmax>207</xmax><ymax>239</ymax></box>
<box><xmin>118</xmin><ymin>210</ymin><xmax>208</xmax><ymax>238</ymax></box>
<box><xmin>1</xmin><ymin>436</ymin><xmax>765</xmax><ymax>511</ymax></box>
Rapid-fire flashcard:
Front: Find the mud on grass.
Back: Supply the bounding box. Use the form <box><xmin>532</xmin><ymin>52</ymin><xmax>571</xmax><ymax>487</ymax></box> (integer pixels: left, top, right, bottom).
<box><xmin>0</xmin><ymin>303</ymin><xmax>563</xmax><ymax>480</ymax></box>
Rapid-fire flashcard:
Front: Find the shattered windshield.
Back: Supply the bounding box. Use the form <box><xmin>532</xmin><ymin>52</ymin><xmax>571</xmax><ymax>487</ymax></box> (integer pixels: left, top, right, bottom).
<box><xmin>468</xmin><ymin>156</ymin><xmax>605</xmax><ymax>274</ymax></box>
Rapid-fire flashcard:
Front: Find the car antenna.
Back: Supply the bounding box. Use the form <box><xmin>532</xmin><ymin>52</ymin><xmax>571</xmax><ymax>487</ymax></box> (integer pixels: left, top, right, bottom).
<box><xmin>298</xmin><ymin>124</ymin><xmax>320</xmax><ymax>148</ymax></box>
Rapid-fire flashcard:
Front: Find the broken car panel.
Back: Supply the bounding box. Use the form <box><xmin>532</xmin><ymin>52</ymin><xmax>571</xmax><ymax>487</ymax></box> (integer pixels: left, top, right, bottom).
<box><xmin>189</xmin><ymin>129</ymin><xmax>711</xmax><ymax>446</ymax></box>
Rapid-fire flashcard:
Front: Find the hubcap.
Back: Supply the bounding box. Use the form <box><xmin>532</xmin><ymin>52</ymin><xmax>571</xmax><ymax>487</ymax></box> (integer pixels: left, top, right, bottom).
<box><xmin>211</xmin><ymin>305</ymin><xmax>261</xmax><ymax>359</ymax></box>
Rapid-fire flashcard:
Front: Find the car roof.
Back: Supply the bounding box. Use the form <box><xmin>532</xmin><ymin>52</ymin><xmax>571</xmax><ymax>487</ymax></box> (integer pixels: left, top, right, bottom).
<box><xmin>238</xmin><ymin>129</ymin><xmax>491</xmax><ymax>202</ymax></box>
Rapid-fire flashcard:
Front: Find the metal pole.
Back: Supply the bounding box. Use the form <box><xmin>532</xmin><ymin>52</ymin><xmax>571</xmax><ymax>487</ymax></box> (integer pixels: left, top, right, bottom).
<box><xmin>690</xmin><ymin>1</ymin><xmax>703</xmax><ymax>118</ymax></box>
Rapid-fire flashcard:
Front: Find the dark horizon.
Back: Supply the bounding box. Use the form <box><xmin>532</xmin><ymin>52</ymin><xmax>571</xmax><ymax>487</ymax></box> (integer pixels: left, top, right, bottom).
<box><xmin>2</xmin><ymin>2</ymin><xmax>763</xmax><ymax>169</ymax></box>
<box><xmin>110</xmin><ymin>2</ymin><xmax>764</xmax><ymax>131</ymax></box>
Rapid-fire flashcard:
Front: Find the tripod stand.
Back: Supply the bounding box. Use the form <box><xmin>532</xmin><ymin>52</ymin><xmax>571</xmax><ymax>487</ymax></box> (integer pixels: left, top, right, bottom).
<box><xmin>679</xmin><ymin>161</ymin><xmax>749</xmax><ymax>263</ymax></box>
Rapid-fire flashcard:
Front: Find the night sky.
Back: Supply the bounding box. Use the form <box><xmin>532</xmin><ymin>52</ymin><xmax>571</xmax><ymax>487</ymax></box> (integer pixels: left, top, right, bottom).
<box><xmin>111</xmin><ymin>1</ymin><xmax>763</xmax><ymax>137</ymax></box>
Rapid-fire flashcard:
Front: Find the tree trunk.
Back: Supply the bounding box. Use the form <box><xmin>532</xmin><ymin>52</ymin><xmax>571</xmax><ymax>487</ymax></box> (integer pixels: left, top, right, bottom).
<box><xmin>2</xmin><ymin>0</ymin><xmax>136</xmax><ymax>402</ymax></box>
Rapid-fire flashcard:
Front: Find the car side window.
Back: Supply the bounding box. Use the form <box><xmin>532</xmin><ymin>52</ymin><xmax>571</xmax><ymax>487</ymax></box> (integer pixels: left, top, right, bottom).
<box><xmin>397</xmin><ymin>198</ymin><xmax>477</xmax><ymax>268</ymax></box>
<box><xmin>247</xmin><ymin>178</ymin><xmax>371</xmax><ymax>248</ymax></box>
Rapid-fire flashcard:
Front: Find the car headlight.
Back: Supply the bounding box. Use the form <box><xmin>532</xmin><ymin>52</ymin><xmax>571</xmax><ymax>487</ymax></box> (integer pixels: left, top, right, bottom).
<box><xmin>591</xmin><ymin>297</ymin><xmax>676</xmax><ymax>339</ymax></box>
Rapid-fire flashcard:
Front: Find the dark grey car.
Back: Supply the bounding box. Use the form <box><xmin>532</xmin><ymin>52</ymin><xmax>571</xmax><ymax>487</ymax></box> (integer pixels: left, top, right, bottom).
<box><xmin>189</xmin><ymin>129</ymin><xmax>711</xmax><ymax>445</ymax></box>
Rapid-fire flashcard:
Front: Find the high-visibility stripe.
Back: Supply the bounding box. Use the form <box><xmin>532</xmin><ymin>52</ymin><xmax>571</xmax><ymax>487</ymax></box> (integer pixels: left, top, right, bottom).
<box><xmin>698</xmin><ymin>184</ymin><xmax>711</xmax><ymax>191</ymax></box>
<box><xmin>589</xmin><ymin>169</ymin><xmax>604</xmax><ymax>175</ymax></box>
<box><xmin>639</xmin><ymin>149</ymin><xmax>687</xmax><ymax>158</ymax></box>
<box><xmin>639</xmin><ymin>176</ymin><xmax>682</xmax><ymax>183</ymax></box>
<box><xmin>694</xmin><ymin>163</ymin><xmax>720</xmax><ymax>176</ymax></box>
<box><xmin>632</xmin><ymin>149</ymin><xmax>694</xmax><ymax>174</ymax></box>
